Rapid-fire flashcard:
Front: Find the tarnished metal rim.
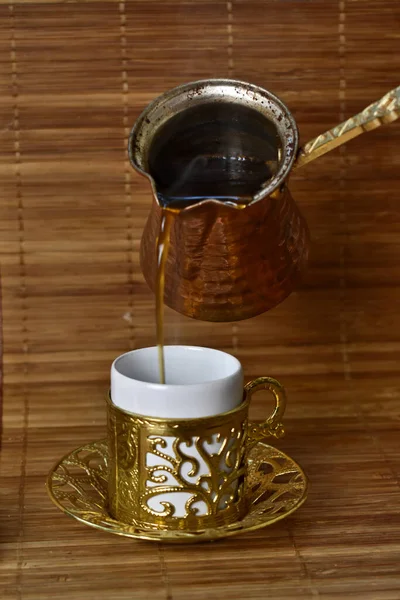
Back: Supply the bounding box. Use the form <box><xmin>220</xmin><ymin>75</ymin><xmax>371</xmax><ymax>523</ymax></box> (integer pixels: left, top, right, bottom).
<box><xmin>128</xmin><ymin>78</ymin><xmax>299</xmax><ymax>206</ymax></box>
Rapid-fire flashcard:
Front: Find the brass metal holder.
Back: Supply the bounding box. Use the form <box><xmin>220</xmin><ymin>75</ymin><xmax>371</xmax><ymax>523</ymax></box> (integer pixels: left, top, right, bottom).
<box><xmin>47</xmin><ymin>439</ymin><xmax>308</xmax><ymax>544</ymax></box>
<box><xmin>107</xmin><ymin>395</ymin><xmax>250</xmax><ymax>531</ymax></box>
<box><xmin>105</xmin><ymin>377</ymin><xmax>286</xmax><ymax>532</ymax></box>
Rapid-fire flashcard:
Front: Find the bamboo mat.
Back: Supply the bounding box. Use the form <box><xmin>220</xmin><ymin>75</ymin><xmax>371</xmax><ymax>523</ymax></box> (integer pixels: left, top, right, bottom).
<box><xmin>1</xmin><ymin>1</ymin><xmax>400</xmax><ymax>599</ymax></box>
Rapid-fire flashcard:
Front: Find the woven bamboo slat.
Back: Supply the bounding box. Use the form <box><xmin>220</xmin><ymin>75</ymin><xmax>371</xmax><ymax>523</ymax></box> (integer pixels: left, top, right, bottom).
<box><xmin>0</xmin><ymin>1</ymin><xmax>399</xmax><ymax>599</ymax></box>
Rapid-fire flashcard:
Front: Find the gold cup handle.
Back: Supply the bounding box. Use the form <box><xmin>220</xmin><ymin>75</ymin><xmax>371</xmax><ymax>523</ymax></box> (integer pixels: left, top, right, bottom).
<box><xmin>245</xmin><ymin>376</ymin><xmax>287</xmax><ymax>442</ymax></box>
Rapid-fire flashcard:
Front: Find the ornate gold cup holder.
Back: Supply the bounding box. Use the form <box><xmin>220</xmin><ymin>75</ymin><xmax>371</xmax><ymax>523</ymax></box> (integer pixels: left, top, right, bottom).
<box><xmin>47</xmin><ymin>438</ymin><xmax>308</xmax><ymax>543</ymax></box>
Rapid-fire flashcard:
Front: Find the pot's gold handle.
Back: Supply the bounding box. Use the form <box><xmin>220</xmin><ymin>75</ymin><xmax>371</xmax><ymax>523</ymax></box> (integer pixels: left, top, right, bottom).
<box><xmin>245</xmin><ymin>377</ymin><xmax>286</xmax><ymax>441</ymax></box>
<box><xmin>294</xmin><ymin>85</ymin><xmax>400</xmax><ymax>170</ymax></box>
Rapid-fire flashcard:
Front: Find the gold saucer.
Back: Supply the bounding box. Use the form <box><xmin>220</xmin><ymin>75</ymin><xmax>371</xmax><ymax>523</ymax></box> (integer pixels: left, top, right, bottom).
<box><xmin>47</xmin><ymin>439</ymin><xmax>308</xmax><ymax>543</ymax></box>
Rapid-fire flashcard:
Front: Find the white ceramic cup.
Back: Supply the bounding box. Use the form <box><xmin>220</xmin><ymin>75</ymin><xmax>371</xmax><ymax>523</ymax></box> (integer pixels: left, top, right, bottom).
<box><xmin>110</xmin><ymin>345</ymin><xmax>244</xmax><ymax>419</ymax></box>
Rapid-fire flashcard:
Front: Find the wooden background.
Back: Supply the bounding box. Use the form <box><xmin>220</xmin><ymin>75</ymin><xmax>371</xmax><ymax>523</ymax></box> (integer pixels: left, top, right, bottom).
<box><xmin>1</xmin><ymin>1</ymin><xmax>400</xmax><ymax>598</ymax></box>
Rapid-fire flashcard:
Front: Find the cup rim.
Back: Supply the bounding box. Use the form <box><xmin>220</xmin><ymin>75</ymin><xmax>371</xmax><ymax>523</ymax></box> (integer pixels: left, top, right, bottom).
<box><xmin>111</xmin><ymin>345</ymin><xmax>243</xmax><ymax>389</ymax></box>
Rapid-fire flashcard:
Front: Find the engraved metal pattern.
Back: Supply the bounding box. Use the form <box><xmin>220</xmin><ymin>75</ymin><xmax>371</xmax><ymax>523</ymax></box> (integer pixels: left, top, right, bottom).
<box><xmin>47</xmin><ymin>439</ymin><xmax>308</xmax><ymax>544</ymax></box>
<box><xmin>107</xmin><ymin>407</ymin><xmax>141</xmax><ymax>523</ymax></box>
<box><xmin>296</xmin><ymin>85</ymin><xmax>400</xmax><ymax>168</ymax></box>
<box><xmin>107</xmin><ymin>399</ymin><xmax>249</xmax><ymax>530</ymax></box>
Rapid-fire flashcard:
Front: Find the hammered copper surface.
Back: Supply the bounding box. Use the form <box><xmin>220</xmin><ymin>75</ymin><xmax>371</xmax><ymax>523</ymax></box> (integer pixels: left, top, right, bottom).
<box><xmin>136</xmin><ymin>80</ymin><xmax>398</xmax><ymax>322</ymax></box>
<box><xmin>141</xmin><ymin>187</ymin><xmax>310</xmax><ymax>321</ymax></box>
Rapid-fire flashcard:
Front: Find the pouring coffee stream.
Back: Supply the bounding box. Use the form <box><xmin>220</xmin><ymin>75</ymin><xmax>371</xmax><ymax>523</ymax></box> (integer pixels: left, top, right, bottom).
<box><xmin>129</xmin><ymin>80</ymin><xmax>400</xmax><ymax>383</ymax></box>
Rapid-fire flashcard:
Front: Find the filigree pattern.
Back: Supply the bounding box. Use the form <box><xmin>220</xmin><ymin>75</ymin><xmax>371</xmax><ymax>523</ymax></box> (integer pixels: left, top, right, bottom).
<box><xmin>142</xmin><ymin>431</ymin><xmax>246</xmax><ymax>519</ymax></box>
<box><xmin>107</xmin><ymin>400</ymin><xmax>248</xmax><ymax>530</ymax></box>
<box><xmin>47</xmin><ymin>439</ymin><xmax>308</xmax><ymax>543</ymax></box>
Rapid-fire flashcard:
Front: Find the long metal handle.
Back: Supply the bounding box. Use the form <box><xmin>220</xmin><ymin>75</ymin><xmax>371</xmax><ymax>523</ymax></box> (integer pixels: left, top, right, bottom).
<box><xmin>294</xmin><ymin>85</ymin><xmax>400</xmax><ymax>170</ymax></box>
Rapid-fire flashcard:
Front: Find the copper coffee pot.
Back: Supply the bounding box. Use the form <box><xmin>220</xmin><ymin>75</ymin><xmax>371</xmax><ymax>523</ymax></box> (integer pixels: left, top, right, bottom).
<box><xmin>129</xmin><ymin>80</ymin><xmax>399</xmax><ymax>322</ymax></box>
